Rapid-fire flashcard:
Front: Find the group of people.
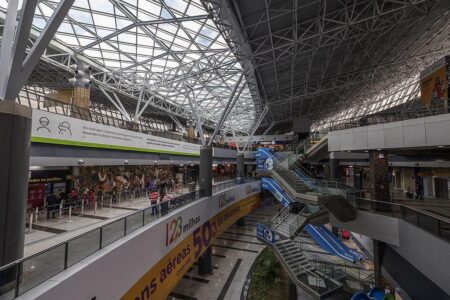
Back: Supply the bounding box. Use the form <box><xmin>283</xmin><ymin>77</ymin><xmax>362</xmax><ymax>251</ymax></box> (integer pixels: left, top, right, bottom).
<box><xmin>43</xmin><ymin>176</ymin><xmax>183</xmax><ymax>219</ymax></box>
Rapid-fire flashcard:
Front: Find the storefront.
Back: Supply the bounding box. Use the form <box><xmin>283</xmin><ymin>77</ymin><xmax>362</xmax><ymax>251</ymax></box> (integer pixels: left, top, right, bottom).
<box><xmin>28</xmin><ymin>168</ymin><xmax>70</xmax><ymax>208</ymax></box>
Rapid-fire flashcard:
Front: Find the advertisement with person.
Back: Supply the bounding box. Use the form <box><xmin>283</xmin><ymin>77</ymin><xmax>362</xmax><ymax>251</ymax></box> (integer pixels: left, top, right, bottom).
<box><xmin>256</xmin><ymin>148</ymin><xmax>274</xmax><ymax>171</ymax></box>
<box><xmin>420</xmin><ymin>57</ymin><xmax>449</xmax><ymax>107</ymax></box>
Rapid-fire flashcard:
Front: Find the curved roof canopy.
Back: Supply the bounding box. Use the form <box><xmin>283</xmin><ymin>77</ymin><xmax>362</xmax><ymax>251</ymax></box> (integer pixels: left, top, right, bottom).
<box><xmin>0</xmin><ymin>0</ymin><xmax>256</xmax><ymax>131</ymax></box>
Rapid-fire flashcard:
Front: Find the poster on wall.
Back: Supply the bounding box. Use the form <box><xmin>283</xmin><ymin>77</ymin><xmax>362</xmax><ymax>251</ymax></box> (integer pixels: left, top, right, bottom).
<box><xmin>31</xmin><ymin>110</ymin><xmax>201</xmax><ymax>156</ymax></box>
<box><xmin>420</xmin><ymin>56</ymin><xmax>449</xmax><ymax>106</ymax></box>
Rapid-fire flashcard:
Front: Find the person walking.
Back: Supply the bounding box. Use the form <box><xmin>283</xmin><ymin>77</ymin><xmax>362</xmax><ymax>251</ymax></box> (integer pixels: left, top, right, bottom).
<box><xmin>46</xmin><ymin>191</ymin><xmax>57</xmax><ymax>219</ymax></box>
<box><xmin>416</xmin><ymin>183</ymin><xmax>424</xmax><ymax>200</ymax></box>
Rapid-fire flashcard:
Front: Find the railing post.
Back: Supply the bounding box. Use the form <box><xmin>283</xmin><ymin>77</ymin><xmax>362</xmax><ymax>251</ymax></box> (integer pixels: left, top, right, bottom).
<box><xmin>99</xmin><ymin>227</ymin><xmax>103</xmax><ymax>249</ymax></box>
<box><xmin>14</xmin><ymin>262</ymin><xmax>21</xmax><ymax>298</ymax></box>
<box><xmin>64</xmin><ymin>242</ymin><xmax>69</xmax><ymax>269</ymax></box>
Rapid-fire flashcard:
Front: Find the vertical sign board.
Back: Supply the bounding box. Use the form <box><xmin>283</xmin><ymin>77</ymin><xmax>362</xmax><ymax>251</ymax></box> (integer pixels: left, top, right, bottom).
<box><xmin>121</xmin><ymin>183</ymin><xmax>261</xmax><ymax>300</ymax></box>
<box><xmin>256</xmin><ymin>148</ymin><xmax>274</xmax><ymax>171</ymax></box>
<box><xmin>256</xmin><ymin>223</ymin><xmax>275</xmax><ymax>244</ymax></box>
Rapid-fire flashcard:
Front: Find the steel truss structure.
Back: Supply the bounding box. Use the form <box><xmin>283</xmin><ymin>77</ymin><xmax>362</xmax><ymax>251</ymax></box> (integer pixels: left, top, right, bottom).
<box><xmin>0</xmin><ymin>0</ymin><xmax>257</xmax><ymax>133</ymax></box>
<box><xmin>206</xmin><ymin>0</ymin><xmax>450</xmax><ymax>133</ymax></box>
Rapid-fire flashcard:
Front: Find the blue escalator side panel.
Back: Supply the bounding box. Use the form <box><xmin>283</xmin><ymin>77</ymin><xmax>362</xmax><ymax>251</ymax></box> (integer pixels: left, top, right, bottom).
<box><xmin>305</xmin><ymin>224</ymin><xmax>356</xmax><ymax>263</ymax></box>
<box><xmin>261</xmin><ymin>177</ymin><xmax>294</xmax><ymax>207</ymax></box>
<box><xmin>318</xmin><ymin>225</ymin><xmax>363</xmax><ymax>261</ymax></box>
<box><xmin>305</xmin><ymin>224</ymin><xmax>339</xmax><ymax>255</ymax></box>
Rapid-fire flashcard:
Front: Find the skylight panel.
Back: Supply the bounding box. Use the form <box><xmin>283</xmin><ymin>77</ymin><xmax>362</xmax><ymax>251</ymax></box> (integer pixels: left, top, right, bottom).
<box><xmin>73</xmin><ymin>0</ymin><xmax>90</xmax><ymax>9</ymax></box>
<box><xmin>89</xmin><ymin>0</ymin><xmax>114</xmax><ymax>13</ymax></box>
<box><xmin>68</xmin><ymin>9</ymin><xmax>93</xmax><ymax>25</ymax></box>
<box><xmin>139</xmin><ymin>0</ymin><xmax>161</xmax><ymax>14</ymax></box>
<box><xmin>56</xmin><ymin>34</ymin><xmax>79</xmax><ymax>46</ymax></box>
<box><xmin>92</xmin><ymin>13</ymin><xmax>116</xmax><ymax>27</ymax></box>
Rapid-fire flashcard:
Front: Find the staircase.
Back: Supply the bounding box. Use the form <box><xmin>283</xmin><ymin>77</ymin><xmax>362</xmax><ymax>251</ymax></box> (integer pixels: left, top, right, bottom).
<box><xmin>273</xmin><ymin>239</ymin><xmax>343</xmax><ymax>298</ymax></box>
<box><xmin>274</xmin><ymin>213</ymin><xmax>298</xmax><ymax>238</ymax></box>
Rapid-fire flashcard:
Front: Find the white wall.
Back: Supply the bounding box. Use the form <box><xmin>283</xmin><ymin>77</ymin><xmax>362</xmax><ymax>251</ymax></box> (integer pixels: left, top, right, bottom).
<box><xmin>328</xmin><ymin>113</ymin><xmax>450</xmax><ymax>151</ymax></box>
<box><xmin>331</xmin><ymin>210</ymin><xmax>450</xmax><ymax>295</ymax></box>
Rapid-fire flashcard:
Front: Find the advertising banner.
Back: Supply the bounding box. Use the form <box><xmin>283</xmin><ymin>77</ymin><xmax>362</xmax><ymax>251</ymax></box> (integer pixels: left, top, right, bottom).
<box><xmin>121</xmin><ymin>186</ymin><xmax>261</xmax><ymax>300</ymax></box>
<box><xmin>256</xmin><ymin>223</ymin><xmax>275</xmax><ymax>244</ymax></box>
<box><xmin>31</xmin><ymin>110</ymin><xmax>201</xmax><ymax>156</ymax></box>
<box><xmin>420</xmin><ymin>57</ymin><xmax>449</xmax><ymax>105</ymax></box>
<box><xmin>256</xmin><ymin>148</ymin><xmax>274</xmax><ymax>171</ymax></box>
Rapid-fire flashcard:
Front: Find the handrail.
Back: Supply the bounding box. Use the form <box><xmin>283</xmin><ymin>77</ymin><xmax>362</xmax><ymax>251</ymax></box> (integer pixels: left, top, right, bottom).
<box><xmin>273</xmin><ymin>151</ymin><xmax>450</xmax><ymax>243</ymax></box>
<box><xmin>0</xmin><ymin>179</ymin><xmax>256</xmax><ymax>299</ymax></box>
<box><xmin>270</xmin><ymin>205</ymin><xmax>291</xmax><ymax>229</ymax></box>
<box><xmin>270</xmin><ymin>241</ymin><xmax>342</xmax><ymax>297</ymax></box>
<box><xmin>324</xmin><ymin>100</ymin><xmax>448</xmax><ymax>132</ymax></box>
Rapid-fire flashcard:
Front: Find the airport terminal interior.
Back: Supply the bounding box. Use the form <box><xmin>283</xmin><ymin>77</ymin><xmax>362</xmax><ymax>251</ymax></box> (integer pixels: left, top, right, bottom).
<box><xmin>1</xmin><ymin>0</ymin><xmax>450</xmax><ymax>299</ymax></box>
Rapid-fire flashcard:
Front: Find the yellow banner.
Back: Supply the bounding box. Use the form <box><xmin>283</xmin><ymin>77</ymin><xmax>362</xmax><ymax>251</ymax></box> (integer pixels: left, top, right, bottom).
<box><xmin>121</xmin><ymin>193</ymin><xmax>261</xmax><ymax>300</ymax></box>
<box><xmin>420</xmin><ymin>65</ymin><xmax>448</xmax><ymax>104</ymax></box>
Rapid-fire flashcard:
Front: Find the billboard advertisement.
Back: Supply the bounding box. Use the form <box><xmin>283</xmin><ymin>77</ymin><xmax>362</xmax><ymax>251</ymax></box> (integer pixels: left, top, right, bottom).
<box><xmin>256</xmin><ymin>148</ymin><xmax>274</xmax><ymax>171</ymax></box>
<box><xmin>420</xmin><ymin>57</ymin><xmax>449</xmax><ymax>105</ymax></box>
<box><xmin>31</xmin><ymin>110</ymin><xmax>201</xmax><ymax>156</ymax></box>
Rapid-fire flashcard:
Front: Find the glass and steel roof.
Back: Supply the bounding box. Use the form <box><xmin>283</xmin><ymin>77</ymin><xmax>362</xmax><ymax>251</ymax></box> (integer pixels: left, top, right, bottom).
<box><xmin>0</xmin><ymin>0</ymin><xmax>256</xmax><ymax>131</ymax></box>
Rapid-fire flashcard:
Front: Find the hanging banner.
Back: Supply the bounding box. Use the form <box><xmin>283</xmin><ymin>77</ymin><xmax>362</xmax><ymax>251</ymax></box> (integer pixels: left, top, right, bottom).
<box><xmin>31</xmin><ymin>110</ymin><xmax>201</xmax><ymax>156</ymax></box>
<box><xmin>420</xmin><ymin>57</ymin><xmax>449</xmax><ymax>105</ymax></box>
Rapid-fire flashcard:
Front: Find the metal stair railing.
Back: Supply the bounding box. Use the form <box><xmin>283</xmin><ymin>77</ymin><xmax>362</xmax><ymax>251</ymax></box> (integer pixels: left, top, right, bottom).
<box><xmin>272</xmin><ymin>156</ymin><xmax>317</xmax><ymax>194</ymax></box>
<box><xmin>288</xmin><ymin>205</ymin><xmax>322</xmax><ymax>236</ymax></box>
<box><xmin>271</xmin><ymin>205</ymin><xmax>292</xmax><ymax>230</ymax></box>
<box><xmin>297</xmin><ymin>242</ymin><xmax>372</xmax><ymax>292</ymax></box>
<box><xmin>309</xmin><ymin>256</ymin><xmax>375</xmax><ymax>292</ymax></box>
<box><xmin>273</xmin><ymin>241</ymin><xmax>343</xmax><ymax>298</ymax></box>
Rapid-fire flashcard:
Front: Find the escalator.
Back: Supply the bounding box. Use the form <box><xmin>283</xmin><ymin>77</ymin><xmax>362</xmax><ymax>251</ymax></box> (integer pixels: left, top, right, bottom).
<box><xmin>261</xmin><ymin>177</ymin><xmax>296</xmax><ymax>207</ymax></box>
<box><xmin>304</xmin><ymin>224</ymin><xmax>359</xmax><ymax>264</ymax></box>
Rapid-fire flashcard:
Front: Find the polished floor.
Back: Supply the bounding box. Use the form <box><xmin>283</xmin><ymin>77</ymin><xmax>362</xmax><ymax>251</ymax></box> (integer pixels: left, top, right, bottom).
<box><xmin>24</xmin><ymin>187</ymin><xmax>191</xmax><ymax>257</ymax></box>
<box><xmin>167</xmin><ymin>205</ymin><xmax>279</xmax><ymax>300</ymax></box>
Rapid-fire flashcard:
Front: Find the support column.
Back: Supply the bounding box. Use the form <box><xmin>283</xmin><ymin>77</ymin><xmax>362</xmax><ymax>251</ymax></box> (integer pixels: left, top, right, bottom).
<box><xmin>329</xmin><ymin>152</ymin><xmax>340</xmax><ymax>179</ymax></box>
<box><xmin>0</xmin><ymin>102</ymin><xmax>31</xmax><ymax>284</ymax></box>
<box><xmin>198</xmin><ymin>246</ymin><xmax>212</xmax><ymax>276</ymax></box>
<box><xmin>199</xmin><ymin>146</ymin><xmax>212</xmax><ymax>198</ymax></box>
<box><xmin>373</xmin><ymin>239</ymin><xmax>385</xmax><ymax>286</ymax></box>
<box><xmin>236</xmin><ymin>153</ymin><xmax>245</xmax><ymax>181</ymax></box>
<box><xmin>198</xmin><ymin>146</ymin><xmax>213</xmax><ymax>275</ymax></box>
<box><xmin>369</xmin><ymin>150</ymin><xmax>390</xmax><ymax>202</ymax></box>
<box><xmin>236</xmin><ymin>217</ymin><xmax>246</xmax><ymax>227</ymax></box>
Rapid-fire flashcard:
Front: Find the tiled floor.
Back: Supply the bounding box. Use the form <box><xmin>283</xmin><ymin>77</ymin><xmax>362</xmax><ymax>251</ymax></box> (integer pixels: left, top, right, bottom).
<box><xmin>23</xmin><ymin>186</ymin><xmax>196</xmax><ymax>257</ymax></box>
<box><xmin>167</xmin><ymin>205</ymin><xmax>279</xmax><ymax>300</ymax></box>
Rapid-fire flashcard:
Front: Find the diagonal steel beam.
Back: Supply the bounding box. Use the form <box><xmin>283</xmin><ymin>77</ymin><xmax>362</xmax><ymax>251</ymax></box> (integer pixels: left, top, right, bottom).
<box><xmin>0</xmin><ymin>0</ymin><xmax>75</xmax><ymax>101</ymax></box>
<box><xmin>76</xmin><ymin>15</ymin><xmax>209</xmax><ymax>53</ymax></box>
<box><xmin>207</xmin><ymin>72</ymin><xmax>244</xmax><ymax>146</ymax></box>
